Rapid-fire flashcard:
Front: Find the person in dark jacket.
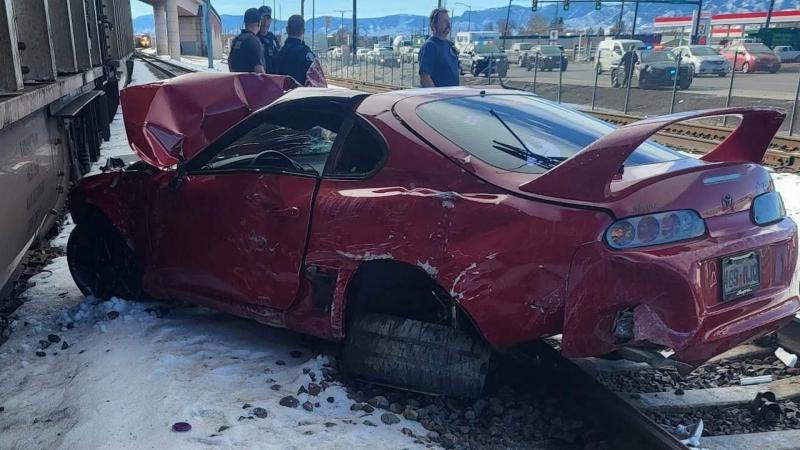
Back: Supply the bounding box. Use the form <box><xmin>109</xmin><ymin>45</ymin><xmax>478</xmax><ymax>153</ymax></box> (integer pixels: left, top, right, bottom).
<box><xmin>275</xmin><ymin>15</ymin><xmax>315</xmax><ymax>86</ymax></box>
<box><xmin>620</xmin><ymin>44</ymin><xmax>639</xmax><ymax>88</ymax></box>
<box><xmin>258</xmin><ymin>6</ymin><xmax>281</xmax><ymax>74</ymax></box>
<box><xmin>228</xmin><ymin>8</ymin><xmax>266</xmax><ymax>73</ymax></box>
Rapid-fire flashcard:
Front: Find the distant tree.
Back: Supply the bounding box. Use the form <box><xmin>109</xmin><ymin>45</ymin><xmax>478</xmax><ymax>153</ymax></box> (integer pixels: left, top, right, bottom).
<box><xmin>597</xmin><ymin>26</ymin><xmax>606</xmax><ymax>36</ymax></box>
<box><xmin>486</xmin><ymin>21</ymin><xmax>495</xmax><ymax>31</ymax></box>
<box><xmin>525</xmin><ymin>14</ymin><xmax>549</xmax><ymax>34</ymax></box>
<box><xmin>497</xmin><ymin>19</ymin><xmax>516</xmax><ymax>35</ymax></box>
<box><xmin>610</xmin><ymin>19</ymin><xmax>625</xmax><ymax>36</ymax></box>
<box><xmin>549</xmin><ymin>17</ymin><xmax>564</xmax><ymax>32</ymax></box>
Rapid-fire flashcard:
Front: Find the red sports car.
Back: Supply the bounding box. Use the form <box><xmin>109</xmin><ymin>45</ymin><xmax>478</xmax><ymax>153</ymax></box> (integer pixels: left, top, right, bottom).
<box><xmin>67</xmin><ymin>73</ymin><xmax>799</xmax><ymax>398</ymax></box>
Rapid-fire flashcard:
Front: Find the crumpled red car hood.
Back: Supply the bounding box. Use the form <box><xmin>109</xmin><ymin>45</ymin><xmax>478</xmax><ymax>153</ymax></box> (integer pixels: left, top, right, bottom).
<box><xmin>121</xmin><ymin>73</ymin><xmax>300</xmax><ymax>169</ymax></box>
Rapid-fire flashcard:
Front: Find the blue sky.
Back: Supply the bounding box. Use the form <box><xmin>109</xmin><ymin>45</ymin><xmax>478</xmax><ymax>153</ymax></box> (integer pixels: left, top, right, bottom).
<box><xmin>131</xmin><ymin>1</ymin><xmax>513</xmax><ymax>19</ymax></box>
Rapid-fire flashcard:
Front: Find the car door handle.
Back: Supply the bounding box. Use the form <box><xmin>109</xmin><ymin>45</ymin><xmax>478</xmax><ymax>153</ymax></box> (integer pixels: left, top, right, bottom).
<box><xmin>267</xmin><ymin>207</ymin><xmax>300</xmax><ymax>218</ymax></box>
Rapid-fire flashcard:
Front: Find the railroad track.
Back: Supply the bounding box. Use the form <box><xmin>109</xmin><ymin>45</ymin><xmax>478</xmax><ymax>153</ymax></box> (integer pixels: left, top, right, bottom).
<box><xmin>128</xmin><ymin>62</ymin><xmax>800</xmax><ymax>449</ymax></box>
<box><xmin>136</xmin><ymin>51</ymin><xmax>196</xmax><ymax>79</ymax></box>
<box><xmin>327</xmin><ymin>76</ymin><xmax>800</xmax><ymax>172</ymax></box>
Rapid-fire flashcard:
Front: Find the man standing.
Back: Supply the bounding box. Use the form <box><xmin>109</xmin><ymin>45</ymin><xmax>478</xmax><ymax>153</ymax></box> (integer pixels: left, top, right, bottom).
<box><xmin>419</xmin><ymin>8</ymin><xmax>459</xmax><ymax>87</ymax></box>
<box><xmin>228</xmin><ymin>8</ymin><xmax>266</xmax><ymax>73</ymax></box>
<box><xmin>276</xmin><ymin>15</ymin><xmax>315</xmax><ymax>86</ymax></box>
<box><xmin>620</xmin><ymin>44</ymin><xmax>639</xmax><ymax>88</ymax></box>
<box><xmin>258</xmin><ymin>6</ymin><xmax>281</xmax><ymax>74</ymax></box>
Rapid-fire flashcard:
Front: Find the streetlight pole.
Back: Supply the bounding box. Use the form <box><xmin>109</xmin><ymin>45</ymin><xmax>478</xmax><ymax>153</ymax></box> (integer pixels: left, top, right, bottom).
<box><xmin>692</xmin><ymin>0</ymin><xmax>703</xmax><ymax>44</ymax></box>
<box><xmin>300</xmin><ymin>0</ymin><xmax>304</xmax><ymax>18</ymax></box>
<box><xmin>352</xmin><ymin>0</ymin><xmax>357</xmax><ymax>57</ymax></box>
<box><xmin>503</xmin><ymin>0</ymin><xmax>512</xmax><ymax>50</ymax></box>
<box><xmin>456</xmin><ymin>2</ymin><xmax>472</xmax><ymax>32</ymax></box>
<box><xmin>204</xmin><ymin>0</ymin><xmax>213</xmax><ymax>68</ymax></box>
<box><xmin>765</xmin><ymin>0</ymin><xmax>776</xmax><ymax>29</ymax></box>
<box><xmin>630</xmin><ymin>0</ymin><xmax>639</xmax><ymax>39</ymax></box>
<box><xmin>311</xmin><ymin>0</ymin><xmax>315</xmax><ymax>51</ymax></box>
<box><xmin>617</xmin><ymin>0</ymin><xmax>624</xmax><ymax>37</ymax></box>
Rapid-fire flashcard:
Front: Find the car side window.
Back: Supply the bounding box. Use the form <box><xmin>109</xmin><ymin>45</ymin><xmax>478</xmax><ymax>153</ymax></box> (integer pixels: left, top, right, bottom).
<box><xmin>325</xmin><ymin>121</ymin><xmax>385</xmax><ymax>178</ymax></box>
<box><xmin>200</xmin><ymin>118</ymin><xmax>338</xmax><ymax>175</ymax></box>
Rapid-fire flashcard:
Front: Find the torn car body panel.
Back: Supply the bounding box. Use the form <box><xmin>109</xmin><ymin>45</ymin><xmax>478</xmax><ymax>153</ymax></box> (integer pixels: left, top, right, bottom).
<box><xmin>68</xmin><ymin>77</ymin><xmax>799</xmax><ymax>378</ymax></box>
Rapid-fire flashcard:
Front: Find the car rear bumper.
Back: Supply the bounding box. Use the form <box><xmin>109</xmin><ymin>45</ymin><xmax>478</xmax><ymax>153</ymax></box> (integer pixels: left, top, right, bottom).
<box><xmin>561</xmin><ymin>212</ymin><xmax>799</xmax><ymax>369</ymax></box>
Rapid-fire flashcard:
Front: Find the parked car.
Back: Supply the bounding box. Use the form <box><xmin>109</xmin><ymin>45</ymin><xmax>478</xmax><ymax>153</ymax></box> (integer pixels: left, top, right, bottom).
<box><xmin>774</xmin><ymin>45</ymin><xmax>800</xmax><ymax>63</ymax></box>
<box><xmin>68</xmin><ymin>73</ymin><xmax>798</xmax><ymax>399</ymax></box>
<box><xmin>326</xmin><ymin>46</ymin><xmax>342</xmax><ymax>59</ymax></box>
<box><xmin>458</xmin><ymin>43</ymin><xmax>509</xmax><ymax>77</ymax></box>
<box><xmin>367</xmin><ymin>47</ymin><xmax>399</xmax><ymax>67</ymax></box>
<box><xmin>673</xmin><ymin>45</ymin><xmax>730</xmax><ymax>77</ymax></box>
<box><xmin>720</xmin><ymin>43</ymin><xmax>781</xmax><ymax>73</ymax></box>
<box><xmin>521</xmin><ymin>45</ymin><xmax>567</xmax><ymax>72</ymax></box>
<box><xmin>507</xmin><ymin>42</ymin><xmax>534</xmax><ymax>65</ymax></box>
<box><xmin>401</xmin><ymin>47</ymin><xmax>420</xmax><ymax>63</ymax></box>
<box><xmin>595</xmin><ymin>39</ymin><xmax>646</xmax><ymax>74</ymax></box>
<box><xmin>355</xmin><ymin>47</ymin><xmax>371</xmax><ymax>62</ymax></box>
<box><xmin>611</xmin><ymin>50</ymin><xmax>692</xmax><ymax>90</ymax></box>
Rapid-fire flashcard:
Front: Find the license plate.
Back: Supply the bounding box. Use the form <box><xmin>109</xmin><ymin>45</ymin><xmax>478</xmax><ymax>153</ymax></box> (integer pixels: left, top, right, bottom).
<box><xmin>722</xmin><ymin>251</ymin><xmax>761</xmax><ymax>301</ymax></box>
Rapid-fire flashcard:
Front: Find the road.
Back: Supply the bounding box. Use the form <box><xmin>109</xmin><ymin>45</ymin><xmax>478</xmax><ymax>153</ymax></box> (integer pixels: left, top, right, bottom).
<box><xmin>322</xmin><ymin>57</ymin><xmax>800</xmax><ymax>101</ymax></box>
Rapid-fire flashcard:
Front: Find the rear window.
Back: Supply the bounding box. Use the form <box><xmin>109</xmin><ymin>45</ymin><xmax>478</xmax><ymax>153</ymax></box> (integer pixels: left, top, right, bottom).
<box><xmin>538</xmin><ymin>46</ymin><xmax>562</xmax><ymax>55</ymax></box>
<box><xmin>745</xmin><ymin>44</ymin><xmax>772</xmax><ymax>53</ymax></box>
<box><xmin>416</xmin><ymin>95</ymin><xmax>683</xmax><ymax>174</ymax></box>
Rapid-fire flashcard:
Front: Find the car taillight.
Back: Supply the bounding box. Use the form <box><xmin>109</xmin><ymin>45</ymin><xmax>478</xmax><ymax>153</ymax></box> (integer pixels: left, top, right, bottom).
<box><xmin>752</xmin><ymin>191</ymin><xmax>786</xmax><ymax>226</ymax></box>
<box><xmin>605</xmin><ymin>210</ymin><xmax>706</xmax><ymax>250</ymax></box>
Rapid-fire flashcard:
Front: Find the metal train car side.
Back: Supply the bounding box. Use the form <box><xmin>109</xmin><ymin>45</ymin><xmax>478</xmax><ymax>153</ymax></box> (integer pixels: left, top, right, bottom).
<box><xmin>0</xmin><ymin>0</ymin><xmax>134</xmax><ymax>298</ymax></box>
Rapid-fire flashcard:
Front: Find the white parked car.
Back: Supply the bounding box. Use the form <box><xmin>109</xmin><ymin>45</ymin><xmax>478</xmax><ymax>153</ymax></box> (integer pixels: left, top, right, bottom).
<box><xmin>355</xmin><ymin>47</ymin><xmax>371</xmax><ymax>62</ymax></box>
<box><xmin>507</xmin><ymin>42</ymin><xmax>534</xmax><ymax>65</ymax></box>
<box><xmin>774</xmin><ymin>45</ymin><xmax>800</xmax><ymax>63</ymax></box>
<box><xmin>366</xmin><ymin>47</ymin><xmax>399</xmax><ymax>67</ymax></box>
<box><xmin>673</xmin><ymin>45</ymin><xmax>730</xmax><ymax>77</ymax></box>
<box><xmin>595</xmin><ymin>39</ymin><xmax>646</xmax><ymax>74</ymax></box>
<box><xmin>327</xmin><ymin>47</ymin><xmax>343</xmax><ymax>59</ymax></box>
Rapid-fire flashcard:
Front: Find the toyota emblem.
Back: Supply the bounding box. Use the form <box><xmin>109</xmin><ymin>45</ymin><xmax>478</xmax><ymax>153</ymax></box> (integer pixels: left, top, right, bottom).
<box><xmin>721</xmin><ymin>194</ymin><xmax>734</xmax><ymax>210</ymax></box>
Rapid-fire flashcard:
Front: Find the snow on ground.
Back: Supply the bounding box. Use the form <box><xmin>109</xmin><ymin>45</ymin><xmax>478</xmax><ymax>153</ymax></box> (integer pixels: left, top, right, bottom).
<box><xmin>0</xmin><ymin>62</ymin><xmax>426</xmax><ymax>450</ymax></box>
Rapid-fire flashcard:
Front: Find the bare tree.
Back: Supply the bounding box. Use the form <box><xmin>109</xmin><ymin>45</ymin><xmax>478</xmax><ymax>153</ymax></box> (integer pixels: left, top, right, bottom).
<box><xmin>525</xmin><ymin>14</ymin><xmax>549</xmax><ymax>34</ymax></box>
<box><xmin>497</xmin><ymin>19</ymin><xmax>515</xmax><ymax>36</ymax></box>
<box><xmin>610</xmin><ymin>20</ymin><xmax>625</xmax><ymax>36</ymax></box>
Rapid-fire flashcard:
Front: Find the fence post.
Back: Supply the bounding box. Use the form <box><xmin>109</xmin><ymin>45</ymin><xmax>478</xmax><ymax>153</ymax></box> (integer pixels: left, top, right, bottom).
<box><xmin>669</xmin><ymin>50</ymin><xmax>682</xmax><ymax>114</ymax></box>
<box><xmin>557</xmin><ymin>50</ymin><xmax>564</xmax><ymax>104</ymax></box>
<box><xmin>790</xmin><ymin>70</ymin><xmax>800</xmax><ymax>136</ymax></box>
<box><xmin>623</xmin><ymin>59</ymin><xmax>635</xmax><ymax>114</ymax></box>
<box><xmin>723</xmin><ymin>52</ymin><xmax>739</xmax><ymax>127</ymax></box>
<box><xmin>591</xmin><ymin>60</ymin><xmax>599</xmax><ymax>110</ymax></box>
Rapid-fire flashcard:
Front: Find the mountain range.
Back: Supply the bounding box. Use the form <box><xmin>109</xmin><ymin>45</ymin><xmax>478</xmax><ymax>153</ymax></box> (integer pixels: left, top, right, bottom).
<box><xmin>133</xmin><ymin>0</ymin><xmax>793</xmax><ymax>37</ymax></box>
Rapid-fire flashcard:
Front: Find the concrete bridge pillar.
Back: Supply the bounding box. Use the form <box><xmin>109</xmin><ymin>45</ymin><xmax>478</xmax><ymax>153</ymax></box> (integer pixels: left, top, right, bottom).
<box><xmin>166</xmin><ymin>0</ymin><xmax>180</xmax><ymax>60</ymax></box>
<box><xmin>153</xmin><ymin>1</ymin><xmax>168</xmax><ymax>56</ymax></box>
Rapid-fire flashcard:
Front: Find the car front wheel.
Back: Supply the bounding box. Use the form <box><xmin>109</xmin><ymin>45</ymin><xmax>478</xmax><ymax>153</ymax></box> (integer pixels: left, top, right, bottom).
<box><xmin>67</xmin><ymin>218</ymin><xmax>143</xmax><ymax>301</ymax></box>
<box><xmin>742</xmin><ymin>62</ymin><xmax>751</xmax><ymax>73</ymax></box>
<box><xmin>343</xmin><ymin>312</ymin><xmax>491</xmax><ymax>399</ymax></box>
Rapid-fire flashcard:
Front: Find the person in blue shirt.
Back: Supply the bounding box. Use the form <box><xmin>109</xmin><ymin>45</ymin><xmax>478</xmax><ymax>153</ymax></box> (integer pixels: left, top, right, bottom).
<box><xmin>418</xmin><ymin>8</ymin><xmax>460</xmax><ymax>87</ymax></box>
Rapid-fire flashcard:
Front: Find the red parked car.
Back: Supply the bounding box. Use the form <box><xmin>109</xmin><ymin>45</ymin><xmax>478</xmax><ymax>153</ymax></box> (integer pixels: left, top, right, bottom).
<box><xmin>721</xmin><ymin>42</ymin><xmax>781</xmax><ymax>73</ymax></box>
<box><xmin>67</xmin><ymin>73</ymin><xmax>798</xmax><ymax>398</ymax></box>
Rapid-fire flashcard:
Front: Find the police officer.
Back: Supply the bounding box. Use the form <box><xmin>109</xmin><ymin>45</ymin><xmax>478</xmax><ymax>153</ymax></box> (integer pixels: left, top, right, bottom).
<box><xmin>419</xmin><ymin>8</ymin><xmax>459</xmax><ymax>87</ymax></box>
<box><xmin>258</xmin><ymin>6</ymin><xmax>281</xmax><ymax>74</ymax></box>
<box><xmin>228</xmin><ymin>8</ymin><xmax>265</xmax><ymax>73</ymax></box>
<box><xmin>276</xmin><ymin>15</ymin><xmax>315</xmax><ymax>86</ymax></box>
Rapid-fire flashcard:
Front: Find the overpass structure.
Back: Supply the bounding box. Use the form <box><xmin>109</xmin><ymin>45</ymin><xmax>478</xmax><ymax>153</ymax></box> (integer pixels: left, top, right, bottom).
<box><xmin>138</xmin><ymin>0</ymin><xmax>223</xmax><ymax>60</ymax></box>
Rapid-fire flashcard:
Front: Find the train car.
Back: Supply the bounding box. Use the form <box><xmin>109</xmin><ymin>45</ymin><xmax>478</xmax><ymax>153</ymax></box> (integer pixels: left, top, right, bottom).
<box><xmin>0</xmin><ymin>0</ymin><xmax>134</xmax><ymax>299</ymax></box>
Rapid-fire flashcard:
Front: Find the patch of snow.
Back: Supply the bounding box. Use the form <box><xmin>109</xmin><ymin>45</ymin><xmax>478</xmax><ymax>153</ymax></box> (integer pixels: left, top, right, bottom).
<box><xmin>335</xmin><ymin>251</ymin><xmax>394</xmax><ymax>261</ymax></box>
<box><xmin>0</xmin><ymin>61</ymin><xmax>426</xmax><ymax>450</ymax></box>
<box><xmin>416</xmin><ymin>260</ymin><xmax>439</xmax><ymax>278</ymax></box>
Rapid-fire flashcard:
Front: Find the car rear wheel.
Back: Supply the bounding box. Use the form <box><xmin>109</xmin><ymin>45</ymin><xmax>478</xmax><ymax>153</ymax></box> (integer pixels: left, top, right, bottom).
<box><xmin>742</xmin><ymin>62</ymin><xmax>750</xmax><ymax>73</ymax></box>
<box><xmin>611</xmin><ymin>69</ymin><xmax>621</xmax><ymax>88</ymax></box>
<box><xmin>343</xmin><ymin>312</ymin><xmax>491</xmax><ymax>399</ymax></box>
<box><xmin>718</xmin><ymin>72</ymin><xmax>727</xmax><ymax>77</ymax></box>
<box><xmin>67</xmin><ymin>218</ymin><xmax>143</xmax><ymax>301</ymax></box>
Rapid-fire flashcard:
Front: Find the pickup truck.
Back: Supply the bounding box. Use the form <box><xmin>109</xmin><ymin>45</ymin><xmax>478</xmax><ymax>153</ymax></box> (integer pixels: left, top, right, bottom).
<box><xmin>774</xmin><ymin>45</ymin><xmax>800</xmax><ymax>63</ymax></box>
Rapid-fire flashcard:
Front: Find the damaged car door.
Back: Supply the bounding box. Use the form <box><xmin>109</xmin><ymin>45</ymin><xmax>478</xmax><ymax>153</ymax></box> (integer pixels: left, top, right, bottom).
<box><xmin>143</xmin><ymin>104</ymin><xmax>344</xmax><ymax>317</ymax></box>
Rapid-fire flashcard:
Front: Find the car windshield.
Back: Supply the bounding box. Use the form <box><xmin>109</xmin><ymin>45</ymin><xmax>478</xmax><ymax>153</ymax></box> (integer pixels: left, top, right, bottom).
<box><xmin>475</xmin><ymin>44</ymin><xmax>501</xmax><ymax>53</ymax></box>
<box><xmin>518</xmin><ymin>43</ymin><xmax>533</xmax><ymax>50</ymax></box>
<box><xmin>538</xmin><ymin>46</ymin><xmax>561</xmax><ymax>55</ymax></box>
<box><xmin>417</xmin><ymin>95</ymin><xmax>683</xmax><ymax>174</ymax></box>
<box><xmin>641</xmin><ymin>51</ymin><xmax>676</xmax><ymax>63</ymax></box>
<box><xmin>745</xmin><ymin>44</ymin><xmax>772</xmax><ymax>53</ymax></box>
<box><xmin>690</xmin><ymin>46</ymin><xmax>719</xmax><ymax>56</ymax></box>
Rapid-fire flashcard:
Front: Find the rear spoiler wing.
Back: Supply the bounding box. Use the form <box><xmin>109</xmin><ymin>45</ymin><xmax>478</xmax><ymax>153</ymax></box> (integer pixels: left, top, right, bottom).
<box><xmin>519</xmin><ymin>107</ymin><xmax>785</xmax><ymax>202</ymax></box>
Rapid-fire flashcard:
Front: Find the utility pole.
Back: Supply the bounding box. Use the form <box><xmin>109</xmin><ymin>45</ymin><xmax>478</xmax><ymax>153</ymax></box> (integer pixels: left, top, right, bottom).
<box><xmin>456</xmin><ymin>2</ymin><xmax>471</xmax><ymax>32</ymax></box>
<box><xmin>503</xmin><ymin>0</ymin><xmax>512</xmax><ymax>49</ymax></box>
<box><xmin>333</xmin><ymin>9</ymin><xmax>351</xmax><ymax>45</ymax></box>
<box><xmin>352</xmin><ymin>0</ymin><xmax>357</xmax><ymax>56</ymax></box>
<box><xmin>692</xmin><ymin>0</ymin><xmax>703</xmax><ymax>44</ymax></box>
<box><xmin>630</xmin><ymin>0</ymin><xmax>639</xmax><ymax>39</ymax></box>
<box><xmin>617</xmin><ymin>0</ymin><xmax>624</xmax><ymax>37</ymax></box>
<box><xmin>300</xmin><ymin>0</ymin><xmax>304</xmax><ymax>17</ymax></box>
<box><xmin>765</xmin><ymin>0</ymin><xmax>776</xmax><ymax>29</ymax></box>
<box><xmin>311</xmin><ymin>0</ymin><xmax>315</xmax><ymax>51</ymax></box>
<box><xmin>204</xmin><ymin>0</ymin><xmax>213</xmax><ymax>68</ymax></box>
